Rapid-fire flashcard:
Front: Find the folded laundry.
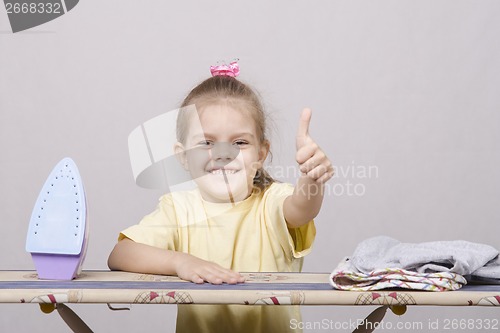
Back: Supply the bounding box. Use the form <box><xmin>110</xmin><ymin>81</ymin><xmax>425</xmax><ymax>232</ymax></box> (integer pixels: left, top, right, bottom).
<box><xmin>330</xmin><ymin>257</ymin><xmax>466</xmax><ymax>291</ymax></box>
<box><xmin>330</xmin><ymin>236</ymin><xmax>500</xmax><ymax>291</ymax></box>
<box><xmin>471</xmin><ymin>255</ymin><xmax>500</xmax><ymax>280</ymax></box>
<box><xmin>350</xmin><ymin>236</ymin><xmax>500</xmax><ymax>277</ymax></box>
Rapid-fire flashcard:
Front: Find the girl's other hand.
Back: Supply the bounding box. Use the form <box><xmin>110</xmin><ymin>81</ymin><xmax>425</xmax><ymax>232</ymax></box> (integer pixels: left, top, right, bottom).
<box><xmin>296</xmin><ymin>108</ymin><xmax>334</xmax><ymax>184</ymax></box>
<box><xmin>174</xmin><ymin>252</ymin><xmax>245</xmax><ymax>285</ymax></box>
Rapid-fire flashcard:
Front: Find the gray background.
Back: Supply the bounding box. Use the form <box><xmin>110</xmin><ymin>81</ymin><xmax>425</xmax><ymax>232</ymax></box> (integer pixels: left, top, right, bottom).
<box><xmin>1</xmin><ymin>0</ymin><xmax>499</xmax><ymax>332</ymax></box>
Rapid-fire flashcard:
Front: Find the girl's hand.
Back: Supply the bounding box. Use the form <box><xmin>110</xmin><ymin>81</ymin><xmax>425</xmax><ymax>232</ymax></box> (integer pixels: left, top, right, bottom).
<box><xmin>296</xmin><ymin>108</ymin><xmax>334</xmax><ymax>184</ymax></box>
<box><xmin>174</xmin><ymin>252</ymin><xmax>245</xmax><ymax>284</ymax></box>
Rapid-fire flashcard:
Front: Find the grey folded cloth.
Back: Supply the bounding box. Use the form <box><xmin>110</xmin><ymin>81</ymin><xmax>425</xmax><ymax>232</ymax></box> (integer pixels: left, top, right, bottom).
<box><xmin>350</xmin><ymin>236</ymin><xmax>500</xmax><ymax>279</ymax></box>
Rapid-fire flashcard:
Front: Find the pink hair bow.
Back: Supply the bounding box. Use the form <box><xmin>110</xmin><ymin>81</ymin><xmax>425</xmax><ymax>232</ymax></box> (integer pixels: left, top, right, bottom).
<box><xmin>210</xmin><ymin>61</ymin><xmax>240</xmax><ymax>77</ymax></box>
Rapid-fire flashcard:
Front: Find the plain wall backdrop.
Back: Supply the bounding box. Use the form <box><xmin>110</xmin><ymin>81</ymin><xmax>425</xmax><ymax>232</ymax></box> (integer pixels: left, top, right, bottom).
<box><xmin>1</xmin><ymin>1</ymin><xmax>499</xmax><ymax>331</ymax></box>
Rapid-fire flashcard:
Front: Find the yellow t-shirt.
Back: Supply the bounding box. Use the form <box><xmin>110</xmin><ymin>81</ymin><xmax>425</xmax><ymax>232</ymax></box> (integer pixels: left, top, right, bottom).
<box><xmin>119</xmin><ymin>182</ymin><xmax>316</xmax><ymax>333</ymax></box>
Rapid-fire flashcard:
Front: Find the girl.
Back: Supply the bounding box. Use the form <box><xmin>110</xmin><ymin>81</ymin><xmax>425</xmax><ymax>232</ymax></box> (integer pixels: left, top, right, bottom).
<box><xmin>108</xmin><ymin>62</ymin><xmax>334</xmax><ymax>332</ymax></box>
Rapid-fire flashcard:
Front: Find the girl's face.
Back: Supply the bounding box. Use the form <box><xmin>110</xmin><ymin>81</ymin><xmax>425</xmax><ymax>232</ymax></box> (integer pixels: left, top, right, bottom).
<box><xmin>175</xmin><ymin>103</ymin><xmax>268</xmax><ymax>203</ymax></box>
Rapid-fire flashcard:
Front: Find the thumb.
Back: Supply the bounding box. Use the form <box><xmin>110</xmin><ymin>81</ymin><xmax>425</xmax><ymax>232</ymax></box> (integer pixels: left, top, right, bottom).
<box><xmin>296</xmin><ymin>108</ymin><xmax>312</xmax><ymax>148</ymax></box>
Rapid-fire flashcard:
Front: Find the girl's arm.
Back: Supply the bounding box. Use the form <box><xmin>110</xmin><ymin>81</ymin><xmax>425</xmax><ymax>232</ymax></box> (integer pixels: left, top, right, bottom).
<box><xmin>108</xmin><ymin>238</ymin><xmax>245</xmax><ymax>284</ymax></box>
<box><xmin>284</xmin><ymin>108</ymin><xmax>334</xmax><ymax>228</ymax></box>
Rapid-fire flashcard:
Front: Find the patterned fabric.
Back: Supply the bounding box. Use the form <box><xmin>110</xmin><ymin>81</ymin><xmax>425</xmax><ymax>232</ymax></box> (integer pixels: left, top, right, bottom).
<box><xmin>330</xmin><ymin>258</ymin><xmax>467</xmax><ymax>291</ymax></box>
<box><xmin>1</xmin><ymin>271</ymin><xmax>499</xmax><ymax>306</ymax></box>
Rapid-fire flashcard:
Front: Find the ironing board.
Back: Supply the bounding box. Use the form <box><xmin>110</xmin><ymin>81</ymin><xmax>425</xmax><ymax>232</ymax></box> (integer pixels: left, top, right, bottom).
<box><xmin>1</xmin><ymin>270</ymin><xmax>500</xmax><ymax>306</ymax></box>
<box><xmin>1</xmin><ymin>271</ymin><xmax>499</xmax><ymax>333</ymax></box>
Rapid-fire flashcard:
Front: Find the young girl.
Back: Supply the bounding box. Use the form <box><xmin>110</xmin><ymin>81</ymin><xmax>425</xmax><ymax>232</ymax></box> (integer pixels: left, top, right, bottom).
<box><xmin>108</xmin><ymin>62</ymin><xmax>334</xmax><ymax>332</ymax></box>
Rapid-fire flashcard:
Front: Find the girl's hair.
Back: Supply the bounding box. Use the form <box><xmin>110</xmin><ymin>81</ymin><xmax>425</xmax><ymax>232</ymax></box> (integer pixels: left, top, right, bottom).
<box><xmin>177</xmin><ymin>75</ymin><xmax>275</xmax><ymax>192</ymax></box>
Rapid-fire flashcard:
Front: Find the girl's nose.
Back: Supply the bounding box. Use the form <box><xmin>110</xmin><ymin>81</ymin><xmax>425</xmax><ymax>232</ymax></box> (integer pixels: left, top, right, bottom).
<box><xmin>211</xmin><ymin>142</ymin><xmax>240</xmax><ymax>161</ymax></box>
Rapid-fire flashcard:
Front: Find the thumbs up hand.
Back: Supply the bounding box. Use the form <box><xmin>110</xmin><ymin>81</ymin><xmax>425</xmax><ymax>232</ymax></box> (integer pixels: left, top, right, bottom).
<box><xmin>295</xmin><ymin>108</ymin><xmax>334</xmax><ymax>184</ymax></box>
<box><xmin>284</xmin><ymin>108</ymin><xmax>334</xmax><ymax>227</ymax></box>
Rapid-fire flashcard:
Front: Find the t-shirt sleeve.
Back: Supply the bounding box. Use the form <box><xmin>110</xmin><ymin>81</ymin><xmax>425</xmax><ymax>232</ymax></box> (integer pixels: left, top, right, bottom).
<box><xmin>118</xmin><ymin>194</ymin><xmax>178</xmax><ymax>250</ymax></box>
<box><xmin>265</xmin><ymin>183</ymin><xmax>316</xmax><ymax>260</ymax></box>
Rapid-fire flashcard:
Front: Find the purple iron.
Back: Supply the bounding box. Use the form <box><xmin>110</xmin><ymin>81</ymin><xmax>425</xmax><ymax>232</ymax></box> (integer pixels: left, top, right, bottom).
<box><xmin>26</xmin><ymin>158</ymin><xmax>88</xmax><ymax>280</ymax></box>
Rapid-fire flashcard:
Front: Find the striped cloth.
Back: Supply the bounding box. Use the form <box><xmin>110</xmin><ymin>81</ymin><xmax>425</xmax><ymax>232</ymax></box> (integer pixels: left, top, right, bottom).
<box><xmin>330</xmin><ymin>258</ymin><xmax>467</xmax><ymax>291</ymax></box>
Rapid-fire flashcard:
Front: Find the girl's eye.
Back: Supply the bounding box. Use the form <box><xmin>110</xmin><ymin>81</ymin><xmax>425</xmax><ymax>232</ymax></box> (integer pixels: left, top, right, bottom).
<box><xmin>198</xmin><ymin>140</ymin><xmax>213</xmax><ymax>146</ymax></box>
<box><xmin>233</xmin><ymin>140</ymin><xmax>248</xmax><ymax>146</ymax></box>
